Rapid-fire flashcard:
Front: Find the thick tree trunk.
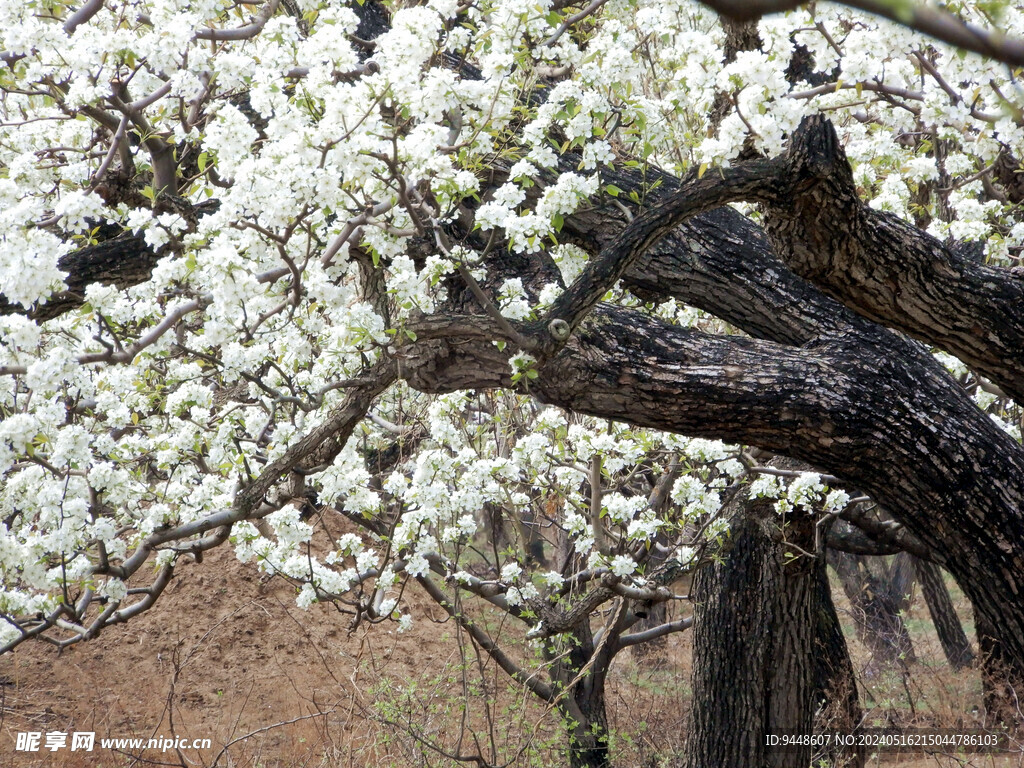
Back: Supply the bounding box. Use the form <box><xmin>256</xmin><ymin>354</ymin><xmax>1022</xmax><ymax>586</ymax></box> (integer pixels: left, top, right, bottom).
<box><xmin>544</xmin><ymin>122</ymin><xmax>1024</xmax><ymax>699</ymax></box>
<box><xmin>887</xmin><ymin>553</ymin><xmax>916</xmax><ymax>615</ymax></box>
<box><xmin>628</xmin><ymin>599</ymin><xmax>669</xmax><ymax>662</ymax></box>
<box><xmin>407</xmin><ymin>298</ymin><xmax>1024</xmax><ymax>702</ymax></box>
<box><xmin>684</xmin><ymin>509</ymin><xmax>777</xmax><ymax>768</ymax></box>
<box><xmin>913</xmin><ymin>558</ymin><xmax>975</xmax><ymax>670</ymax></box>
<box><xmin>559</xmin><ymin>689</ymin><xmax>611</xmax><ymax>768</ymax></box>
<box><xmin>685</xmin><ymin>464</ymin><xmax>861</xmax><ymax>768</ymax></box>
<box><xmin>974</xmin><ymin>610</ymin><xmax>1021</xmax><ymax>726</ymax></box>
<box><xmin>765</xmin><ymin>516</ymin><xmax>819</xmax><ymax>768</ymax></box>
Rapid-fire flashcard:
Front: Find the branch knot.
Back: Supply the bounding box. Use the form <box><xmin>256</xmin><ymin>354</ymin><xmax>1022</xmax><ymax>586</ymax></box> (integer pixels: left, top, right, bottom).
<box><xmin>547</xmin><ymin>318</ymin><xmax>571</xmax><ymax>342</ymax></box>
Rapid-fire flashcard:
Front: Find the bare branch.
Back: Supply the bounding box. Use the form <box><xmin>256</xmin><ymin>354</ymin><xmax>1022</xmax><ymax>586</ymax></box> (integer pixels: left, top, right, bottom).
<box><xmin>195</xmin><ymin>0</ymin><xmax>282</xmax><ymax>41</ymax></box>
<box><xmin>541</xmin><ymin>156</ymin><xmax>784</xmax><ymax>351</ymax></box>
<box><xmin>541</xmin><ymin>0</ymin><xmax>611</xmax><ymax>48</ymax></box>
<box><xmin>417</xmin><ymin>573</ymin><xmax>556</xmax><ymax>702</ymax></box>
<box><xmin>63</xmin><ymin>0</ymin><xmax>105</xmax><ymax>35</ymax></box>
<box><xmin>617</xmin><ymin>616</ymin><xmax>693</xmax><ymax>648</ymax></box>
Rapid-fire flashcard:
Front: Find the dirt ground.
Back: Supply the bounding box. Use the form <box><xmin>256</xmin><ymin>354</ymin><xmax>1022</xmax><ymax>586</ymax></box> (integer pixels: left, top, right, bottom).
<box><xmin>0</xmin><ymin>544</ymin><xmax>1020</xmax><ymax>767</ymax></box>
<box><xmin>0</xmin><ymin>546</ymin><xmax>461</xmax><ymax>767</ymax></box>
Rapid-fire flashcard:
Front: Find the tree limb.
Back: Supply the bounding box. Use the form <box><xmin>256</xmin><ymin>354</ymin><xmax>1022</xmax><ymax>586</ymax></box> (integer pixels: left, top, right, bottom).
<box><xmin>761</xmin><ymin>115</ymin><xmax>1024</xmax><ymax>402</ymax></box>
<box><xmin>698</xmin><ymin>0</ymin><xmax>1024</xmax><ymax>67</ymax></box>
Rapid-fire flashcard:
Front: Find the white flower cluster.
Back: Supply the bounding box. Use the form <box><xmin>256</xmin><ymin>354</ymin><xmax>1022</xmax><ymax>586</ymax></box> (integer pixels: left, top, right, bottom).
<box><xmin>0</xmin><ymin>0</ymin><xmax>1020</xmax><ymax>653</ymax></box>
<box><xmin>749</xmin><ymin>471</ymin><xmax>851</xmax><ymax>517</ymax></box>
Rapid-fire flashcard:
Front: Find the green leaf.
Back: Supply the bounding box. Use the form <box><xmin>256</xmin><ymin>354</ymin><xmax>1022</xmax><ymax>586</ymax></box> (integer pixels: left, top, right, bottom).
<box><xmin>605</xmin><ymin>184</ymin><xmax>622</xmax><ymax>197</ymax></box>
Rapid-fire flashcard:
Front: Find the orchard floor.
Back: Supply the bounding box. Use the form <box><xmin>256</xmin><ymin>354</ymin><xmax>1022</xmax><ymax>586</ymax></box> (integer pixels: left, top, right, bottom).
<box><xmin>0</xmin><ymin>544</ymin><xmax>1020</xmax><ymax>767</ymax></box>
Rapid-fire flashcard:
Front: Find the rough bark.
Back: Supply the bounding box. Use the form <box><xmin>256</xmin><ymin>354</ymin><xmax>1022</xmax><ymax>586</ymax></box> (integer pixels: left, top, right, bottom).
<box><xmin>564</xmin><ymin>116</ymin><xmax>1024</xmax><ymax>400</ymax></box>
<box><xmin>913</xmin><ymin>557</ymin><xmax>975</xmax><ymax>670</ymax></box>
<box><xmin>760</xmin><ymin>116</ymin><xmax>1024</xmax><ymax>403</ymax></box>
<box><xmin>836</xmin><ymin>506</ymin><xmax>932</xmax><ymax>562</ymax></box>
<box><xmin>684</xmin><ymin>508</ymin><xmax>776</xmax><ymax>768</ymax></box>
<box><xmin>0</xmin><ymin>198</ymin><xmax>216</xmax><ymax>321</ymax></box>
<box><xmin>402</xmin><ymin>299</ymin><xmax>1024</xmax><ymax>697</ymax></box>
<box><xmin>410</xmin><ymin>119</ymin><xmax>1024</xmax><ymax>699</ymax></box>
<box><xmin>764</xmin><ymin>510</ymin><xmax>819</xmax><ymax>768</ymax></box>
<box><xmin>813</xmin><ymin>563</ymin><xmax>865</xmax><ymax>768</ymax></box>
<box><xmin>0</xmin><ymin>231</ymin><xmax>155</xmax><ymax>321</ymax></box>
<box><xmin>975</xmin><ymin>610</ymin><xmax>1023</xmax><ymax>726</ymax></box>
<box><xmin>684</xmin><ymin>465</ymin><xmax>862</xmax><ymax>768</ymax></box>
<box><xmin>825</xmin><ymin>519</ymin><xmax>907</xmax><ymax>557</ymax></box>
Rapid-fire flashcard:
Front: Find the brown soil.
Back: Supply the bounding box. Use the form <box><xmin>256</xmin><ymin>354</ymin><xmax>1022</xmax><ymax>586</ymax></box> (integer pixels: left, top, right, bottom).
<box><xmin>0</xmin><ymin>545</ymin><xmax>472</xmax><ymax>767</ymax></box>
<box><xmin>0</xmin><ymin>546</ymin><xmax>1020</xmax><ymax>767</ymax></box>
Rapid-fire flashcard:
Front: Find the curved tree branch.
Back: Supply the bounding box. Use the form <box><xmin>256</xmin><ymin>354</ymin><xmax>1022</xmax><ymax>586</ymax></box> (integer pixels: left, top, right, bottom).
<box><xmin>399</xmin><ymin>299</ymin><xmax>1024</xmax><ymax>684</ymax></box>
<box><xmin>761</xmin><ymin>115</ymin><xmax>1024</xmax><ymax>402</ymax></box>
<box><xmin>698</xmin><ymin>0</ymin><xmax>1024</xmax><ymax>67</ymax></box>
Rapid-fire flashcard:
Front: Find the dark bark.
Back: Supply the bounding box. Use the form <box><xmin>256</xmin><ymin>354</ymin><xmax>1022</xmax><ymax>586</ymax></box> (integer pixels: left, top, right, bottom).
<box><xmin>994</xmin><ymin>147</ymin><xmax>1024</xmax><ymax>205</ymax></box>
<box><xmin>813</xmin><ymin>563</ymin><xmax>865</xmax><ymax>768</ymax></box>
<box><xmin>913</xmin><ymin>557</ymin><xmax>975</xmax><ymax>670</ymax></box>
<box><xmin>541</xmin><ymin>156</ymin><xmax>786</xmax><ymax>346</ymax></box>
<box><xmin>760</xmin><ymin>116</ymin><xmax>1024</xmax><ymax>403</ymax></box>
<box><xmin>0</xmin><ymin>232</ymin><xmax>155</xmax><ymax>321</ymax></box>
<box><xmin>696</xmin><ymin>0</ymin><xmax>1024</xmax><ymax>69</ymax></box>
<box><xmin>974</xmin><ymin>610</ymin><xmax>1023</xmax><ymax>726</ymax></box>
<box><xmin>684</xmin><ymin>508</ymin><xmax>777</xmax><ymax>768</ymax></box>
<box><xmin>684</xmin><ymin>466</ymin><xmax>861</xmax><ymax>768</ymax></box>
<box><xmin>0</xmin><ymin>197</ymin><xmax>216</xmax><ymax>321</ymax></box>
<box><xmin>563</xmin><ymin>115</ymin><xmax>1024</xmax><ymax>399</ymax></box>
<box><xmin>837</xmin><ymin>506</ymin><xmax>932</xmax><ymax>562</ymax></box>
<box><xmin>825</xmin><ymin>519</ymin><xmax>906</xmax><ymax>557</ymax></box>
<box><xmin>567</xmin><ymin>115</ymin><xmax>1024</xmax><ymax>402</ymax></box>
<box><xmin>404</xmin><ymin>119</ymin><xmax>1024</xmax><ymax>699</ymax></box>
<box><xmin>403</xmin><ymin>296</ymin><xmax>1024</xmax><ymax>698</ymax></box>
<box><xmin>764</xmin><ymin>511</ymin><xmax>819</xmax><ymax>768</ymax></box>
<box><xmin>559</xmin><ymin>167</ymin><xmax>869</xmax><ymax>349</ymax></box>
